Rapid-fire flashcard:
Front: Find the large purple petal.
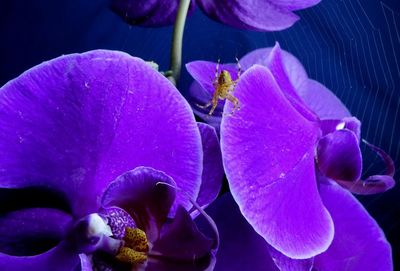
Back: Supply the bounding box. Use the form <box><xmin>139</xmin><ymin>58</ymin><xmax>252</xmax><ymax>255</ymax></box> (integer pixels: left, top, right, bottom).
<box><xmin>110</xmin><ymin>0</ymin><xmax>196</xmax><ymax>27</ymax></box>
<box><xmin>314</xmin><ymin>182</ymin><xmax>393</xmax><ymax>270</ymax></box>
<box><xmin>317</xmin><ymin>129</ymin><xmax>362</xmax><ymax>182</ymax></box>
<box><xmin>196</xmin><ymin>123</ymin><xmax>223</xmax><ymax>208</ymax></box>
<box><xmin>101</xmin><ymin>166</ymin><xmax>176</xmax><ymax>242</ymax></box>
<box><xmin>0</xmin><ymin>50</ymin><xmax>202</xmax><ymax>216</ymax></box>
<box><xmin>0</xmin><ymin>244</ymin><xmax>79</xmax><ymax>271</ymax></box>
<box><xmin>0</xmin><ymin>208</ymin><xmax>72</xmax><ymax>256</ymax></box>
<box><xmin>197</xmin><ymin>0</ymin><xmax>318</xmax><ymax>31</ymax></box>
<box><xmin>221</xmin><ymin>65</ymin><xmax>333</xmax><ymax>259</ymax></box>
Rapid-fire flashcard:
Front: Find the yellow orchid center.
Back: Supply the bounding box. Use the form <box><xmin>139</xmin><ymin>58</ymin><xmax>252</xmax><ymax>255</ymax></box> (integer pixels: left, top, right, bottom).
<box><xmin>115</xmin><ymin>227</ymin><xmax>149</xmax><ymax>265</ymax></box>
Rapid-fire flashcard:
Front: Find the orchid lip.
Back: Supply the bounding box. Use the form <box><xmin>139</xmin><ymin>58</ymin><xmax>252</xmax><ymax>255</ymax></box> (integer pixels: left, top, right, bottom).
<box><xmin>70</xmin><ymin>212</ymin><xmax>152</xmax><ymax>268</ymax></box>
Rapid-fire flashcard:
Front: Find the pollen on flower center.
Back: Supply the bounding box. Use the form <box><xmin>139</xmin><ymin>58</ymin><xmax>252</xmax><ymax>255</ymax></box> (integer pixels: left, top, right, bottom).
<box><xmin>115</xmin><ymin>227</ymin><xmax>149</xmax><ymax>265</ymax></box>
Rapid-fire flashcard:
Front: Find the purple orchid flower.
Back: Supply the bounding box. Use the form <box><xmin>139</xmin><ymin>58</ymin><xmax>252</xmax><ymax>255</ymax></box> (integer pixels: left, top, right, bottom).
<box><xmin>187</xmin><ymin>43</ymin><xmax>395</xmax><ymax>269</ymax></box>
<box><xmin>0</xmin><ymin>50</ymin><xmax>223</xmax><ymax>271</ymax></box>
<box><xmin>111</xmin><ymin>0</ymin><xmax>321</xmax><ymax>31</ymax></box>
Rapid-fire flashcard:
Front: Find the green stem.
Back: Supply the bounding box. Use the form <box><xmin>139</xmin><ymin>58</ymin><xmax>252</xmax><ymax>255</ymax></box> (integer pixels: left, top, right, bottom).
<box><xmin>167</xmin><ymin>0</ymin><xmax>191</xmax><ymax>86</ymax></box>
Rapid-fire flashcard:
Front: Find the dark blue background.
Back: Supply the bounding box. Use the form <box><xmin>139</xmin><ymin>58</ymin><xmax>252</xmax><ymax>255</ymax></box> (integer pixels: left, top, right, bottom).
<box><xmin>1</xmin><ymin>0</ymin><xmax>399</xmax><ymax>268</ymax></box>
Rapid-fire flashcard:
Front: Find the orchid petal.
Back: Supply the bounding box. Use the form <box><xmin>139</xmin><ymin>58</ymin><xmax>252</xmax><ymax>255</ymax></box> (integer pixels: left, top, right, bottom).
<box><xmin>197</xmin><ymin>0</ymin><xmax>302</xmax><ymax>31</ymax></box>
<box><xmin>239</xmin><ymin>46</ymin><xmax>308</xmax><ymax>89</ymax></box>
<box><xmin>314</xmin><ymin>182</ymin><xmax>393</xmax><ymax>270</ymax></box>
<box><xmin>196</xmin><ymin>123</ymin><xmax>223</xmax><ymax>208</ymax></box>
<box><xmin>221</xmin><ymin>65</ymin><xmax>333</xmax><ymax>259</ymax></box>
<box><xmin>111</xmin><ymin>0</ymin><xmax>196</xmax><ymax>27</ymax></box>
<box><xmin>0</xmin><ymin>208</ymin><xmax>72</xmax><ymax>256</ymax></box>
<box><xmin>101</xmin><ymin>166</ymin><xmax>176</xmax><ymax>242</ymax></box>
<box><xmin>240</xmin><ymin>45</ymin><xmax>350</xmax><ymax>120</ymax></box>
<box><xmin>266</xmin><ymin>43</ymin><xmax>317</xmax><ymax>121</ymax></box>
<box><xmin>297</xmin><ymin>79</ymin><xmax>351</xmax><ymax>119</ymax></box>
<box><xmin>0</xmin><ymin>50</ymin><xmax>202</xmax><ymax>216</ymax></box>
<box><xmin>317</xmin><ymin>129</ymin><xmax>362</xmax><ymax>182</ymax></box>
<box><xmin>272</xmin><ymin>0</ymin><xmax>321</xmax><ymax>11</ymax></box>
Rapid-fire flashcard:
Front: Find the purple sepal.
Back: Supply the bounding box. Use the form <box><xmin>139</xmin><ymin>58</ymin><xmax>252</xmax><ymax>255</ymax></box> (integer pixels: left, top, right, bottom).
<box><xmin>195</xmin><ymin>123</ymin><xmax>223</xmax><ymax>209</ymax></box>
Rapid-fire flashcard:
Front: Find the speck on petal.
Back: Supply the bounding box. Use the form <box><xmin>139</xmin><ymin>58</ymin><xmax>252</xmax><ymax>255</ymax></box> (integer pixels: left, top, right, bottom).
<box><xmin>320</xmin><ymin>117</ymin><xmax>361</xmax><ymax>140</ymax></box>
<box><xmin>221</xmin><ymin>65</ymin><xmax>333</xmax><ymax>259</ymax></box>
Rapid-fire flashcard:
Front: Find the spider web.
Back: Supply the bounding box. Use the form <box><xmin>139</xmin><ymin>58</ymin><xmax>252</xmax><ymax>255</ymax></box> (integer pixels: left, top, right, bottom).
<box><xmin>273</xmin><ymin>0</ymin><xmax>400</xmax><ymax>175</ymax></box>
